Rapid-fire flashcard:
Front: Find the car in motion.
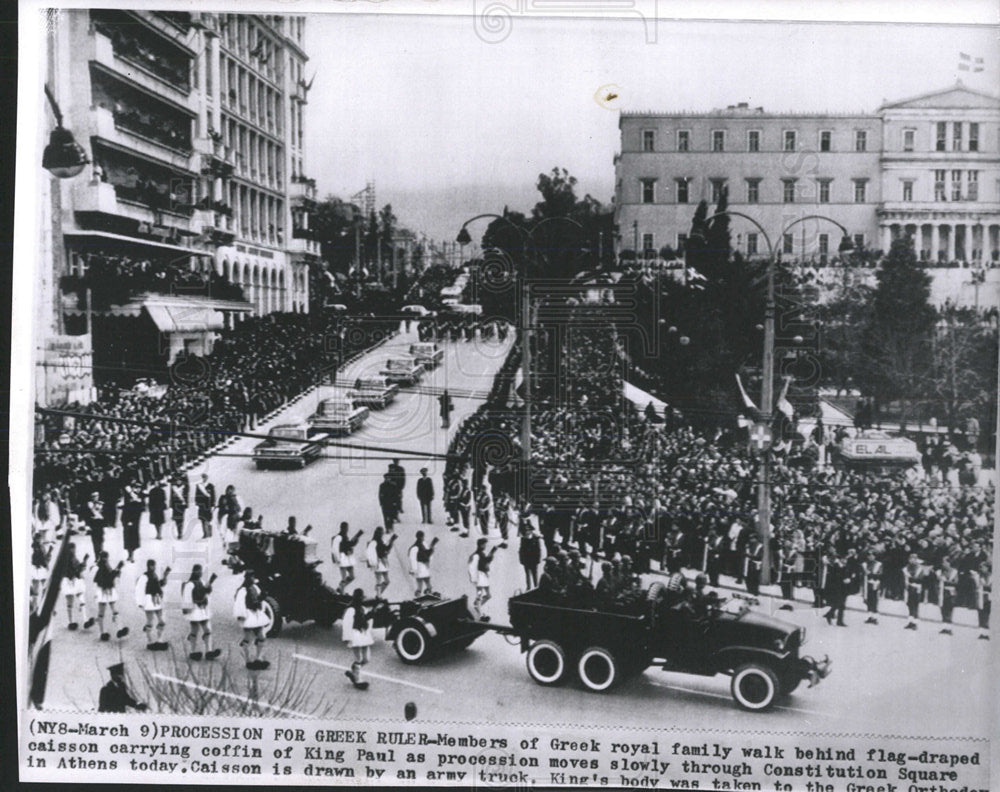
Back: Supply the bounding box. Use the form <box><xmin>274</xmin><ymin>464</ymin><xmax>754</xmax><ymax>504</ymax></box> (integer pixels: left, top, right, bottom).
<box><xmin>307</xmin><ymin>398</ymin><xmax>369</xmax><ymax>436</ymax></box>
<box><xmin>409</xmin><ymin>342</ymin><xmax>444</xmax><ymax>369</ymax></box>
<box><xmin>345</xmin><ymin>376</ymin><xmax>399</xmax><ymax>409</ymax></box>
<box><xmin>380</xmin><ymin>357</ymin><xmax>424</xmax><ymax>386</ymax></box>
<box><xmin>253</xmin><ymin>424</ymin><xmax>326</xmax><ymax>470</ymax></box>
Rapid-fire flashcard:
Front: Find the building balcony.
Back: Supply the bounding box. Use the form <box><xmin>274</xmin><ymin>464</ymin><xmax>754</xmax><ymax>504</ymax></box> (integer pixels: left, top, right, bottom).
<box><xmin>90</xmin><ymin>30</ymin><xmax>194</xmax><ymax>112</ymax></box>
<box><xmin>91</xmin><ymin>10</ymin><xmax>193</xmax><ymax>93</ymax></box>
<box><xmin>879</xmin><ymin>201</ymin><xmax>1000</xmax><ymax>220</ymax></box>
<box><xmin>72</xmin><ymin>179</ymin><xmax>197</xmax><ymax>235</ymax></box>
<box><xmin>92</xmin><ymin>106</ymin><xmax>194</xmax><ymax>169</ymax></box>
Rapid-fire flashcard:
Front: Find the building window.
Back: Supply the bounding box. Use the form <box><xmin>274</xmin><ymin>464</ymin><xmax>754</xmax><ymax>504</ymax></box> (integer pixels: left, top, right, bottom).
<box><xmin>782</xmin><ymin>179</ymin><xmax>796</xmax><ymax>203</ymax></box>
<box><xmin>747</xmin><ymin>130</ymin><xmax>760</xmax><ymax>152</ymax></box>
<box><xmin>853</xmin><ymin>179</ymin><xmax>867</xmax><ymax>203</ymax></box>
<box><xmin>783</xmin><ymin>130</ymin><xmax>797</xmax><ymax>152</ymax></box>
<box><xmin>676</xmin><ymin>233</ymin><xmax>688</xmax><ymax>253</ymax></box>
<box><xmin>818</xmin><ymin>233</ymin><xmax>829</xmax><ymax>260</ymax></box>
<box><xmin>936</xmin><ymin>122</ymin><xmax>947</xmax><ymax>152</ymax></box>
<box><xmin>642</xmin><ymin>129</ymin><xmax>655</xmax><ymax>152</ymax></box>
<box><xmin>642</xmin><ymin>233</ymin><xmax>655</xmax><ymax>253</ymax></box>
<box><xmin>952</xmin><ymin>122</ymin><xmax>963</xmax><ymax>151</ymax></box>
<box><xmin>969</xmin><ymin>123</ymin><xmax>979</xmax><ymax>152</ymax></box>
<box><xmin>934</xmin><ymin>170</ymin><xmax>947</xmax><ymax>201</ymax></box>
<box><xmin>782</xmin><ymin>233</ymin><xmax>793</xmax><ymax>255</ymax></box>
<box><xmin>712</xmin><ymin>130</ymin><xmax>725</xmax><ymax>152</ymax></box>
<box><xmin>903</xmin><ymin>128</ymin><xmax>915</xmax><ymax>151</ymax></box>
<box><xmin>854</xmin><ymin>130</ymin><xmax>867</xmax><ymax>152</ymax></box>
<box><xmin>817</xmin><ymin>180</ymin><xmax>831</xmax><ymax>204</ymax></box>
<box><xmin>710</xmin><ymin>179</ymin><xmax>727</xmax><ymax>204</ymax></box>
<box><xmin>951</xmin><ymin>170</ymin><xmax>962</xmax><ymax>201</ymax></box>
<box><xmin>745</xmin><ymin>178</ymin><xmax>760</xmax><ymax>204</ymax></box>
<box><xmin>640</xmin><ymin>178</ymin><xmax>656</xmax><ymax>204</ymax></box>
<box><xmin>902</xmin><ymin>180</ymin><xmax>913</xmax><ymax>202</ymax></box>
<box><xmin>677</xmin><ymin>130</ymin><xmax>689</xmax><ymax>151</ymax></box>
<box><xmin>675</xmin><ymin>178</ymin><xmax>689</xmax><ymax>203</ymax></box>
<box><xmin>818</xmin><ymin>130</ymin><xmax>831</xmax><ymax>152</ymax></box>
<box><xmin>853</xmin><ymin>234</ymin><xmax>865</xmax><ymax>251</ymax></box>
<box><xmin>968</xmin><ymin>170</ymin><xmax>978</xmax><ymax>201</ymax></box>
<box><xmin>747</xmin><ymin>233</ymin><xmax>758</xmax><ymax>255</ymax></box>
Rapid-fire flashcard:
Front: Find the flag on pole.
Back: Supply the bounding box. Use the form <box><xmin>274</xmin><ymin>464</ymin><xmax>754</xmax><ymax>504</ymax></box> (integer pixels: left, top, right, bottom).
<box><xmin>958</xmin><ymin>52</ymin><xmax>985</xmax><ymax>72</ymax></box>
<box><xmin>776</xmin><ymin>375</ymin><xmax>795</xmax><ymax>422</ymax></box>
<box><xmin>28</xmin><ymin>529</ymin><xmax>71</xmax><ymax>709</ymax></box>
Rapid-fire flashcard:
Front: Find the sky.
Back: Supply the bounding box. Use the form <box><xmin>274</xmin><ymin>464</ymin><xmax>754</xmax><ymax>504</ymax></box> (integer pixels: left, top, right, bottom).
<box><xmin>302</xmin><ymin>13</ymin><xmax>998</xmax><ymax>246</ymax></box>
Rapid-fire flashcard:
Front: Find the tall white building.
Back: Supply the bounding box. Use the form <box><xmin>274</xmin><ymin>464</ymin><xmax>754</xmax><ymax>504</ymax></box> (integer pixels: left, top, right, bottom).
<box><xmin>613</xmin><ymin>83</ymin><xmax>1000</xmax><ymax>264</ymax></box>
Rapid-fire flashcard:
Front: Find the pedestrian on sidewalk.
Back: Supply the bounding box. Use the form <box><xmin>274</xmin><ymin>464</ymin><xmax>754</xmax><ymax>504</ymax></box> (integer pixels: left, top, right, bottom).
<box><xmin>416</xmin><ymin>468</ymin><xmax>435</xmax><ymax>524</ymax></box>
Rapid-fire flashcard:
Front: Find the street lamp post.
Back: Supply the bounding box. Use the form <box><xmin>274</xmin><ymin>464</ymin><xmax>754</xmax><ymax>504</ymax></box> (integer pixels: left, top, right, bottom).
<box><xmin>706</xmin><ymin>211</ymin><xmax>853</xmax><ymax>585</ymax></box>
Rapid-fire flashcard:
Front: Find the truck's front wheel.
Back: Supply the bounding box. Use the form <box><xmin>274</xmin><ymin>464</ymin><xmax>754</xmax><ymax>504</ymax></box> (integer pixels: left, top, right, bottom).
<box><xmin>526</xmin><ymin>640</ymin><xmax>569</xmax><ymax>686</ymax></box>
<box><xmin>577</xmin><ymin>647</ymin><xmax>619</xmax><ymax>692</ymax></box>
<box><xmin>731</xmin><ymin>663</ymin><xmax>780</xmax><ymax>711</ymax></box>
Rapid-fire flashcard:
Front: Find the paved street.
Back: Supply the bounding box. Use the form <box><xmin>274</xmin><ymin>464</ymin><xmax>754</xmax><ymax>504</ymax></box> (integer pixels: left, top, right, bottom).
<box><xmin>39</xmin><ymin>327</ymin><xmax>992</xmax><ymax>739</ymax></box>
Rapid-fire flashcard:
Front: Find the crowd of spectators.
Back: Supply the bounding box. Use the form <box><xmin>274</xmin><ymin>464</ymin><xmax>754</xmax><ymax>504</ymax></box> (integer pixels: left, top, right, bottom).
<box><xmin>33</xmin><ymin>313</ymin><xmax>396</xmax><ymax>521</ymax></box>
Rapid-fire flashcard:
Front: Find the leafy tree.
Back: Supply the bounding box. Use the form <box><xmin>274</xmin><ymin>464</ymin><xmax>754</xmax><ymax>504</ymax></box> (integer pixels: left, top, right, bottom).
<box><xmin>858</xmin><ymin>236</ymin><xmax>936</xmax><ymax>422</ymax></box>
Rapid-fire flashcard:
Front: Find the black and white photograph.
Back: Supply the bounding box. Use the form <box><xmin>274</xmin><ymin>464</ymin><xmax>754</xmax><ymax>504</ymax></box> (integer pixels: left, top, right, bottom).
<box><xmin>9</xmin><ymin>1</ymin><xmax>999</xmax><ymax>787</ymax></box>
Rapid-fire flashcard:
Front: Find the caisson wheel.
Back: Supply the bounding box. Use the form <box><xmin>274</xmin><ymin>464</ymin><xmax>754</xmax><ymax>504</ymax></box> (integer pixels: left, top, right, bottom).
<box><xmin>394</xmin><ymin>624</ymin><xmax>431</xmax><ymax>664</ymax></box>
<box><xmin>731</xmin><ymin>663</ymin><xmax>780</xmax><ymax>711</ymax></box>
<box><xmin>261</xmin><ymin>596</ymin><xmax>282</xmax><ymax>638</ymax></box>
<box><xmin>577</xmin><ymin>647</ymin><xmax>619</xmax><ymax>692</ymax></box>
<box><xmin>526</xmin><ymin>640</ymin><xmax>569</xmax><ymax>686</ymax></box>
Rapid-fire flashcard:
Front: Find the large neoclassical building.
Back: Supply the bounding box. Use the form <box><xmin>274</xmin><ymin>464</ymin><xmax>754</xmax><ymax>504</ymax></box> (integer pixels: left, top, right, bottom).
<box><xmin>613</xmin><ymin>82</ymin><xmax>1000</xmax><ymax>264</ymax></box>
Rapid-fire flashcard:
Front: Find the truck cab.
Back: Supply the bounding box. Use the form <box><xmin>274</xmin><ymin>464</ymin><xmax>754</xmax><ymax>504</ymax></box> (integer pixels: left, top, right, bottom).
<box><xmin>253</xmin><ymin>424</ymin><xmax>324</xmax><ymax>469</ymax></box>
<box><xmin>308</xmin><ymin>398</ymin><xmax>369</xmax><ymax>436</ymax></box>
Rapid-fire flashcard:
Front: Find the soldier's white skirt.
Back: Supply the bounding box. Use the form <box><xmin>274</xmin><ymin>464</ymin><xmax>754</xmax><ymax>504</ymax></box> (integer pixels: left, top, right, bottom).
<box><xmin>140</xmin><ymin>594</ymin><xmax>163</xmax><ymax>612</ymax></box>
<box><xmin>61</xmin><ymin>577</ymin><xmax>85</xmax><ymax>598</ymax></box>
<box><xmin>342</xmin><ymin>608</ymin><xmax>374</xmax><ymax>647</ymax></box>
<box><xmin>476</xmin><ymin>571</ymin><xmax>490</xmax><ymax>588</ymax></box>
<box><xmin>32</xmin><ymin>565</ymin><xmax>49</xmax><ymax>583</ymax></box>
<box><xmin>240</xmin><ymin>607</ymin><xmax>269</xmax><ymax>630</ymax></box>
<box><xmin>339</xmin><ymin>552</ymin><xmax>355</xmax><ymax>569</ymax></box>
<box><xmin>97</xmin><ymin>587</ymin><xmax>118</xmax><ymax>605</ymax></box>
<box><xmin>376</xmin><ymin>558</ymin><xmax>389</xmax><ymax>574</ymax></box>
<box><xmin>415</xmin><ymin>562</ymin><xmax>430</xmax><ymax>579</ymax></box>
<box><xmin>186</xmin><ymin>605</ymin><xmax>211</xmax><ymax>623</ymax></box>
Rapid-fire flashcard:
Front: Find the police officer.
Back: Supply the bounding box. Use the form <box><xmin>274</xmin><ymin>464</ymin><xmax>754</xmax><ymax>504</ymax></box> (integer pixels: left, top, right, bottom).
<box><xmin>938</xmin><ymin>556</ymin><xmax>959</xmax><ymax>635</ymax></box>
<box><xmin>98</xmin><ymin>663</ymin><xmax>147</xmax><ymax>713</ymax></box>
<box><xmin>862</xmin><ymin>550</ymin><xmax>883</xmax><ymax>625</ymax></box>
<box><xmin>903</xmin><ymin>553</ymin><xmax>926</xmax><ymax>630</ymax></box>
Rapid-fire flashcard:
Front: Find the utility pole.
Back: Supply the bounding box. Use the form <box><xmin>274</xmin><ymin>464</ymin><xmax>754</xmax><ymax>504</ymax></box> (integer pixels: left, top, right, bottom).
<box><xmin>757</xmin><ymin>254</ymin><xmax>776</xmax><ymax>585</ymax></box>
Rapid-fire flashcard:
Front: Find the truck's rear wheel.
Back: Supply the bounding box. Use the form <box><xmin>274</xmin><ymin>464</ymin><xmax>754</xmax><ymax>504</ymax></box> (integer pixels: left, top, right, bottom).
<box><xmin>731</xmin><ymin>663</ymin><xmax>780</xmax><ymax>711</ymax></box>
<box><xmin>577</xmin><ymin>647</ymin><xmax>619</xmax><ymax>692</ymax></box>
<box><xmin>262</xmin><ymin>596</ymin><xmax>282</xmax><ymax>638</ymax></box>
<box><xmin>526</xmin><ymin>640</ymin><xmax>569</xmax><ymax>686</ymax></box>
<box><xmin>395</xmin><ymin>623</ymin><xmax>432</xmax><ymax>664</ymax></box>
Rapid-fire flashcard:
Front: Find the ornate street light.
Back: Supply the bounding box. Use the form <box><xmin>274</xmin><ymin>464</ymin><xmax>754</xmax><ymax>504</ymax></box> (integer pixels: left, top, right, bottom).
<box><xmin>42</xmin><ymin>84</ymin><xmax>88</xmax><ymax>179</ymax></box>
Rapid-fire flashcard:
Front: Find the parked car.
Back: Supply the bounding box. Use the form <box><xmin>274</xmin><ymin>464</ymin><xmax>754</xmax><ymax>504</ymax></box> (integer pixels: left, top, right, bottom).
<box><xmin>308</xmin><ymin>398</ymin><xmax>369</xmax><ymax>436</ymax></box>
<box><xmin>346</xmin><ymin>376</ymin><xmax>399</xmax><ymax>409</ymax></box>
<box><xmin>380</xmin><ymin>357</ymin><xmax>424</xmax><ymax>386</ymax></box>
<box><xmin>253</xmin><ymin>424</ymin><xmax>325</xmax><ymax>470</ymax></box>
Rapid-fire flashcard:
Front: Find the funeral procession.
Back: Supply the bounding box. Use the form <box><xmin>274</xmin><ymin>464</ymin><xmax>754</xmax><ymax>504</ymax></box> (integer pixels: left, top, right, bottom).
<box><xmin>20</xmin><ymin>9</ymin><xmax>998</xmax><ymax>743</ymax></box>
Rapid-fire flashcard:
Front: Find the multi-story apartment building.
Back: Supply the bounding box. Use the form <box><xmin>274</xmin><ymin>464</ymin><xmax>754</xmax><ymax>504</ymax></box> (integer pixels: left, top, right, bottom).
<box><xmin>39</xmin><ymin>11</ymin><xmax>319</xmax><ymax>394</ymax></box>
<box><xmin>614</xmin><ymin>83</ymin><xmax>1000</xmax><ymax>264</ymax></box>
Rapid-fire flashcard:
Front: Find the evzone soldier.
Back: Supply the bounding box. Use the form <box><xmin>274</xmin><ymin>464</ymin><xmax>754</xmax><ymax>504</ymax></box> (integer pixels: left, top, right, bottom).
<box><xmin>367</xmin><ymin>526</ymin><xmax>397</xmax><ymax>598</ymax></box>
<box><xmin>194</xmin><ymin>474</ymin><xmax>215</xmax><ymax>540</ymax></box>
<box><xmin>903</xmin><ymin>553</ymin><xmax>925</xmax><ymax>630</ymax></box>
<box><xmin>976</xmin><ymin>562</ymin><xmax>990</xmax><ymax>641</ymax></box>
<box><xmin>181</xmin><ymin>565</ymin><xmax>220</xmax><ymax>661</ymax></box>
<box><xmin>862</xmin><ymin>550</ymin><xmax>883</xmax><ymax>625</ymax></box>
<box><xmin>332</xmin><ymin>522</ymin><xmax>364</xmax><ymax>593</ymax></box>
<box><xmin>94</xmin><ymin>551</ymin><xmax>128</xmax><ymax>641</ymax></box>
<box><xmin>61</xmin><ymin>543</ymin><xmax>94</xmax><ymax>631</ymax></box>
<box><xmin>469</xmin><ymin>538</ymin><xmax>498</xmax><ymax>620</ymax></box>
<box><xmin>343</xmin><ymin>588</ymin><xmax>374</xmax><ymax>690</ymax></box>
<box><xmin>937</xmin><ymin>556</ymin><xmax>959</xmax><ymax>636</ymax></box>
<box><xmin>135</xmin><ymin>559</ymin><xmax>171</xmax><ymax>650</ymax></box>
<box><xmin>408</xmin><ymin>531</ymin><xmax>439</xmax><ymax>596</ymax></box>
<box><xmin>234</xmin><ymin>570</ymin><xmax>270</xmax><ymax>669</ymax></box>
